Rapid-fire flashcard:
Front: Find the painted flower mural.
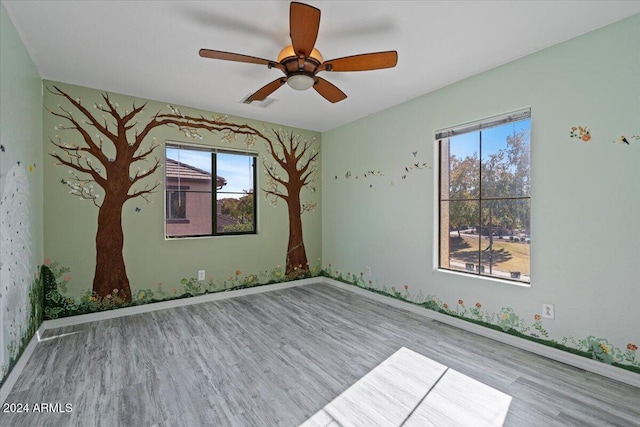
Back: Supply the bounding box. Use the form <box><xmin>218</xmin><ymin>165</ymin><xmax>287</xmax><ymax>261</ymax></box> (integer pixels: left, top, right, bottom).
<box><xmin>497</xmin><ymin>307</ymin><xmax>520</xmax><ymax>332</ymax></box>
<box><xmin>570</xmin><ymin>126</ymin><xmax>591</xmax><ymax>142</ymax></box>
<box><xmin>41</xmin><ymin>260</ymin><xmax>323</xmax><ymax>320</ymax></box>
<box><xmin>322</xmin><ymin>265</ymin><xmax>640</xmax><ymax>374</ymax></box>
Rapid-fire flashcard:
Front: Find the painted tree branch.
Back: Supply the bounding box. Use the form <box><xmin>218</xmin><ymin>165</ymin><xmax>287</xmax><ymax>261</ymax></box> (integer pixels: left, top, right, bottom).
<box><xmin>49</xmin><ymin>108</ymin><xmax>108</xmax><ymax>165</ymax></box>
<box><xmin>263</xmin><ymin>160</ymin><xmax>289</xmax><ymax>189</ymax></box>
<box><xmin>126</xmin><ymin>181</ymin><xmax>161</xmax><ymax>202</ymax></box>
<box><xmin>47</xmin><ymin>86</ymin><xmax>171</xmax><ymax>303</ymax></box>
<box><xmin>130</xmin><ymin>158</ymin><xmax>161</xmax><ymax>185</ymax></box>
<box><xmin>49</xmin><ymin>86</ymin><xmax>319</xmax><ymax>299</ymax></box>
<box><xmin>49</xmin><ymin>86</ymin><xmax>117</xmax><ymax>144</ymax></box>
<box><xmin>49</xmin><ymin>145</ymin><xmax>106</xmax><ymax>189</ymax></box>
<box><xmin>263</xmin><ymin>189</ymin><xmax>288</xmax><ymax>201</ymax></box>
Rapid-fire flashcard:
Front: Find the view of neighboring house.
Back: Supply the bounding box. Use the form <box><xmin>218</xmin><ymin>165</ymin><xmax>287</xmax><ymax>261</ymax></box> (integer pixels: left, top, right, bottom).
<box><xmin>165</xmin><ymin>158</ymin><xmax>237</xmax><ymax>237</ymax></box>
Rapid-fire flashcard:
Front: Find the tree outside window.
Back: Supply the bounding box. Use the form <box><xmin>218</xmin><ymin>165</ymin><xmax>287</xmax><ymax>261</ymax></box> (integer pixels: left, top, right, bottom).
<box><xmin>439</xmin><ymin>113</ymin><xmax>531</xmax><ymax>283</ymax></box>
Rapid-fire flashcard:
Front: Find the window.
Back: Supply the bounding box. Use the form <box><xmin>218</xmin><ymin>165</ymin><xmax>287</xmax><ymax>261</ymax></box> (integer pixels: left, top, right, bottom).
<box><xmin>438</xmin><ymin>108</ymin><xmax>531</xmax><ymax>283</ymax></box>
<box><xmin>165</xmin><ymin>143</ymin><xmax>257</xmax><ymax>238</ymax></box>
<box><xmin>166</xmin><ymin>189</ymin><xmax>186</xmax><ymax>220</ymax></box>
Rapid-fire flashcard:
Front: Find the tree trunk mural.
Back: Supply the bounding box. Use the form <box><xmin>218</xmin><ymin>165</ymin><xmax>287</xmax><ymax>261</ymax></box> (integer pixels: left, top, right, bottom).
<box><xmin>286</xmin><ymin>194</ymin><xmax>307</xmax><ymax>276</ymax></box>
<box><xmin>49</xmin><ymin>86</ymin><xmax>162</xmax><ymax>302</ymax></box>
<box><xmin>49</xmin><ymin>87</ymin><xmax>318</xmax><ymax>301</ymax></box>
<box><xmin>262</xmin><ymin>130</ymin><xmax>319</xmax><ymax>278</ymax></box>
<box><xmin>94</xmin><ymin>192</ymin><xmax>129</xmax><ymax>301</ymax></box>
<box><xmin>159</xmin><ymin>122</ymin><xmax>319</xmax><ymax>278</ymax></box>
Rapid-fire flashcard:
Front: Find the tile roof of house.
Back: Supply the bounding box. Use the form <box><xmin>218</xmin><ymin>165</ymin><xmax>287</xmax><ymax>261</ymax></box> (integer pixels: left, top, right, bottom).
<box><xmin>165</xmin><ymin>158</ymin><xmax>226</xmax><ymax>188</ymax></box>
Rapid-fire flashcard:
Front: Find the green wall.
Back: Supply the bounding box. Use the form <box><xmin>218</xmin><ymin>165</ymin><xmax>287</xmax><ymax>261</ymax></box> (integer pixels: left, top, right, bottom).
<box><xmin>42</xmin><ymin>81</ymin><xmax>321</xmax><ymax>311</ymax></box>
<box><xmin>0</xmin><ymin>4</ymin><xmax>44</xmax><ymax>384</ymax></box>
<box><xmin>3</xmin><ymin>3</ymin><xmax>638</xmax><ymax>382</ymax></box>
<box><xmin>322</xmin><ymin>15</ymin><xmax>640</xmax><ymax>371</ymax></box>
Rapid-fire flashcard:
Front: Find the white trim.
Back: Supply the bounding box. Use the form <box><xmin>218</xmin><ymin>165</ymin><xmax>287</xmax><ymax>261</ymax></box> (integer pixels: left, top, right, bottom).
<box><xmin>0</xmin><ymin>324</ymin><xmax>45</xmax><ymax>404</ymax></box>
<box><xmin>0</xmin><ymin>277</ymin><xmax>316</xmax><ymax>403</ymax></box>
<box><xmin>436</xmin><ymin>267</ymin><xmax>531</xmax><ymax>288</ymax></box>
<box><xmin>321</xmin><ymin>278</ymin><xmax>640</xmax><ymax>388</ymax></box>
<box><xmin>3</xmin><ymin>276</ymin><xmax>638</xmax><ymax>405</ymax></box>
<box><xmin>435</xmin><ymin>107</ymin><xmax>531</xmax><ymax>139</ymax></box>
<box><xmin>44</xmin><ymin>278</ymin><xmax>317</xmax><ymax>329</ymax></box>
<box><xmin>166</xmin><ymin>139</ymin><xmax>260</xmax><ymax>157</ymax></box>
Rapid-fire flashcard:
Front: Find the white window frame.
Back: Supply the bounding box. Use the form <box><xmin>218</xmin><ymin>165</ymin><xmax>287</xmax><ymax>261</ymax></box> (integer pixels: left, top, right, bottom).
<box><xmin>164</xmin><ymin>141</ymin><xmax>258</xmax><ymax>239</ymax></box>
<box><xmin>436</xmin><ymin>108</ymin><xmax>531</xmax><ymax>285</ymax></box>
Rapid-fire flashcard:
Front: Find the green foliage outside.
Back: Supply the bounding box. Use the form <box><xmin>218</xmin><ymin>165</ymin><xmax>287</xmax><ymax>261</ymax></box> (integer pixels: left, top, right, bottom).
<box><xmin>220</xmin><ymin>192</ymin><xmax>254</xmax><ymax>232</ymax></box>
<box><xmin>446</xmin><ymin>129</ymin><xmax>531</xmax><ymax>278</ymax></box>
<box><xmin>222</xmin><ymin>222</ymin><xmax>254</xmax><ymax>233</ymax></box>
<box><xmin>447</xmin><ymin>130</ymin><xmax>531</xmax><ymax>236</ymax></box>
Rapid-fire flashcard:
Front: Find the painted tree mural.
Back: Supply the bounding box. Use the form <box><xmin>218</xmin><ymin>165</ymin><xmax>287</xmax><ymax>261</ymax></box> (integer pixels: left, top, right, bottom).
<box><xmin>262</xmin><ymin>130</ymin><xmax>318</xmax><ymax>278</ymax></box>
<box><xmin>49</xmin><ymin>86</ymin><xmax>317</xmax><ymax>301</ymax></box>
<box><xmin>48</xmin><ymin>86</ymin><xmax>162</xmax><ymax>302</ymax></box>
<box><xmin>162</xmin><ymin>120</ymin><xmax>319</xmax><ymax>279</ymax></box>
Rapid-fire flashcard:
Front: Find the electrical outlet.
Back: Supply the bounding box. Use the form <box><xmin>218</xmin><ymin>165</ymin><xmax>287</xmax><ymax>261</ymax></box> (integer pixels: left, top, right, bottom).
<box><xmin>542</xmin><ymin>303</ymin><xmax>555</xmax><ymax>320</ymax></box>
<box><xmin>198</xmin><ymin>270</ymin><xmax>205</xmax><ymax>281</ymax></box>
<box><xmin>365</xmin><ymin>265</ymin><xmax>371</xmax><ymax>277</ymax></box>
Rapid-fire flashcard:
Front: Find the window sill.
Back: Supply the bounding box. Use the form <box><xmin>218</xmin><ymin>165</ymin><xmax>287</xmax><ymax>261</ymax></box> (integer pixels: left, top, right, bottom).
<box><xmin>437</xmin><ymin>268</ymin><xmax>531</xmax><ymax>288</ymax></box>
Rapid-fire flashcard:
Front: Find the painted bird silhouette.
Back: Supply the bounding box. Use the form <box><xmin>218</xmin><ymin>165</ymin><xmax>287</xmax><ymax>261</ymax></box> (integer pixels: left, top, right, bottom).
<box><xmin>620</xmin><ymin>136</ymin><xmax>630</xmax><ymax>145</ymax></box>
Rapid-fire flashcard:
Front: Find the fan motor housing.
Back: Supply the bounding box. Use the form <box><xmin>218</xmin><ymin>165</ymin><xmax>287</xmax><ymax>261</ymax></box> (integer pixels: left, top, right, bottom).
<box><xmin>280</xmin><ymin>55</ymin><xmax>322</xmax><ymax>75</ymax></box>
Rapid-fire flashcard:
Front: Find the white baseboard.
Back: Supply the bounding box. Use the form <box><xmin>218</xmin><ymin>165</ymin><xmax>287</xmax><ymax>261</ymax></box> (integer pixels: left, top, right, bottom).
<box><xmin>0</xmin><ymin>324</ymin><xmax>45</xmax><ymax>404</ymax></box>
<box><xmin>3</xmin><ymin>276</ymin><xmax>637</xmax><ymax>405</ymax></box>
<box><xmin>1</xmin><ymin>277</ymin><xmax>316</xmax><ymax>403</ymax></box>
<box><xmin>321</xmin><ymin>278</ymin><xmax>640</xmax><ymax>389</ymax></box>
<box><xmin>44</xmin><ymin>277</ymin><xmax>317</xmax><ymax>330</ymax></box>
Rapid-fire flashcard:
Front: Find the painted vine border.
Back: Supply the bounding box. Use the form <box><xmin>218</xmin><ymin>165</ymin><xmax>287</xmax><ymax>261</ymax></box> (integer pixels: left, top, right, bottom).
<box><xmin>41</xmin><ymin>259</ymin><xmax>324</xmax><ymax>320</ymax></box>
<box><xmin>26</xmin><ymin>260</ymin><xmax>640</xmax><ymax>376</ymax></box>
<box><xmin>0</xmin><ymin>266</ymin><xmax>44</xmax><ymax>387</ymax></box>
<box><xmin>323</xmin><ymin>265</ymin><xmax>640</xmax><ymax>374</ymax></box>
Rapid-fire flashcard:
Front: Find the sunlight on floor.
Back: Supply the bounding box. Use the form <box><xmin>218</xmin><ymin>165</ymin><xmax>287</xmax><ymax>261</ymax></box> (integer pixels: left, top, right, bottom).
<box><xmin>302</xmin><ymin>347</ymin><xmax>512</xmax><ymax>427</ymax></box>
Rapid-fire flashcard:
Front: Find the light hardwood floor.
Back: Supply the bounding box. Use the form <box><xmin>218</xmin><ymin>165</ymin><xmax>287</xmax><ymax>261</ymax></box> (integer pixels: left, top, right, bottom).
<box><xmin>1</xmin><ymin>283</ymin><xmax>639</xmax><ymax>426</ymax></box>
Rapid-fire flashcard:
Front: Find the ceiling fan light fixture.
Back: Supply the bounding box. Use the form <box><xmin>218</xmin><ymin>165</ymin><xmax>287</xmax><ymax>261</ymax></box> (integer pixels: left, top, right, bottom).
<box><xmin>287</xmin><ymin>74</ymin><xmax>316</xmax><ymax>91</ymax></box>
<box><xmin>199</xmin><ymin>2</ymin><xmax>396</xmax><ymax>103</ymax></box>
<box><xmin>277</xmin><ymin>45</ymin><xmax>323</xmax><ymax>64</ymax></box>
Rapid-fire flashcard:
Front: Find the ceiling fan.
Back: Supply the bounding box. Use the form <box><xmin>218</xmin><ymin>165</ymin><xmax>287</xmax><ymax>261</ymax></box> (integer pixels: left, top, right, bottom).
<box><xmin>199</xmin><ymin>1</ymin><xmax>398</xmax><ymax>103</ymax></box>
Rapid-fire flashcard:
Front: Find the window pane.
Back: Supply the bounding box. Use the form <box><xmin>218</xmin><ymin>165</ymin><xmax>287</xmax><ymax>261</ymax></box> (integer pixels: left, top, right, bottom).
<box><xmin>217</xmin><ymin>192</ymin><xmax>255</xmax><ymax>233</ymax></box>
<box><xmin>438</xmin><ymin>112</ymin><xmax>530</xmax><ymax>284</ymax></box>
<box><xmin>167</xmin><ymin>191</ymin><xmax>186</xmax><ymax>219</ymax></box>
<box><xmin>478</xmin><ymin>199</ymin><xmax>530</xmax><ymax>282</ymax></box>
<box><xmin>165</xmin><ymin>147</ymin><xmax>213</xmax><ymax>237</ymax></box>
<box><xmin>165</xmin><ymin>145</ymin><xmax>257</xmax><ymax>237</ymax></box>
<box><xmin>181</xmin><ymin>191</ymin><xmax>213</xmax><ymax>236</ymax></box>
<box><xmin>448</xmin><ymin>132</ymin><xmax>480</xmax><ymax>200</ymax></box>
<box><xmin>166</xmin><ymin>147</ymin><xmax>213</xmax><ymax>192</ymax></box>
<box><xmin>442</xmin><ymin>200</ymin><xmax>480</xmax><ymax>273</ymax></box>
<box><xmin>216</xmin><ymin>153</ymin><xmax>255</xmax><ymax>234</ymax></box>
<box><xmin>481</xmin><ymin>119</ymin><xmax>530</xmax><ymax>199</ymax></box>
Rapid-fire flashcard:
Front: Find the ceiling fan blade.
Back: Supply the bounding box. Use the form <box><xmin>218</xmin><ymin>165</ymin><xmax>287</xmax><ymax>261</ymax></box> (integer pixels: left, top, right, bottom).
<box><xmin>313</xmin><ymin>77</ymin><xmax>347</xmax><ymax>103</ymax></box>
<box><xmin>199</xmin><ymin>49</ymin><xmax>285</xmax><ymax>72</ymax></box>
<box><xmin>290</xmin><ymin>2</ymin><xmax>321</xmax><ymax>58</ymax></box>
<box><xmin>246</xmin><ymin>78</ymin><xmax>287</xmax><ymax>102</ymax></box>
<box><xmin>318</xmin><ymin>51</ymin><xmax>398</xmax><ymax>72</ymax></box>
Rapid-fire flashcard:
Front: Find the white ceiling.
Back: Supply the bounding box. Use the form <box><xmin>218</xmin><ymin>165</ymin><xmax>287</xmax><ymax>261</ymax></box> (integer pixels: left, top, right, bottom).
<box><xmin>3</xmin><ymin>1</ymin><xmax>639</xmax><ymax>132</ymax></box>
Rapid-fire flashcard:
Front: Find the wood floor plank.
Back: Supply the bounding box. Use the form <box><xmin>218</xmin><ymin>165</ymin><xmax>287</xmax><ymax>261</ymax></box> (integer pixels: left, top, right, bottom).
<box><xmin>300</xmin><ymin>409</ymin><xmax>334</xmax><ymax>427</ymax></box>
<box><xmin>324</xmin><ymin>347</ymin><xmax>447</xmax><ymax>427</ymax></box>
<box><xmin>1</xmin><ymin>283</ymin><xmax>638</xmax><ymax>426</ymax></box>
<box><xmin>403</xmin><ymin>368</ymin><xmax>512</xmax><ymax>427</ymax></box>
